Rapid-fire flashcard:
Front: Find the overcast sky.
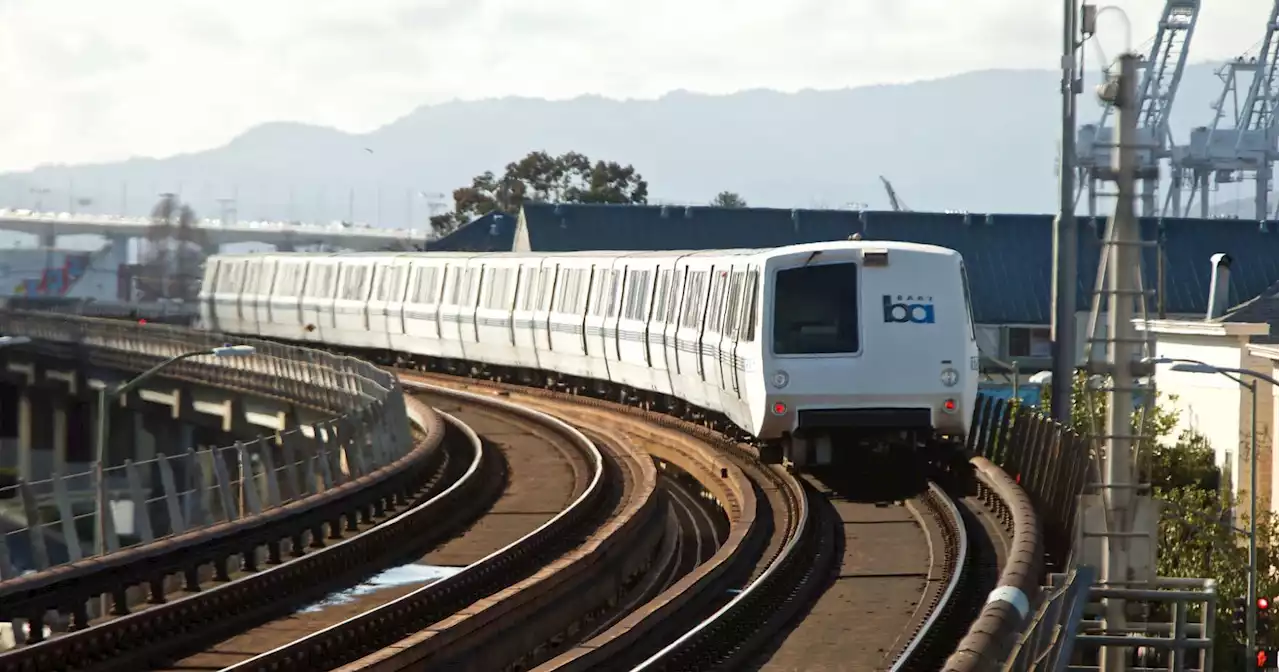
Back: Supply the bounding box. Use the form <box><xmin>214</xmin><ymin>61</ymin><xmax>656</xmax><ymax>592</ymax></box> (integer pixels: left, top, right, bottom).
<box><xmin>0</xmin><ymin>0</ymin><xmax>1271</xmax><ymax>173</ymax></box>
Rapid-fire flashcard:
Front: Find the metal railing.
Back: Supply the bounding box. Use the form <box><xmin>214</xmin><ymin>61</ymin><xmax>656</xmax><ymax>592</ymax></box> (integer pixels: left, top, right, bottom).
<box><xmin>968</xmin><ymin>394</ymin><xmax>1219</xmax><ymax>671</ymax></box>
<box><xmin>0</xmin><ymin>310</ymin><xmax>413</xmax><ymax>577</ymax></box>
<box><xmin>967</xmin><ymin>393</ymin><xmax>1094</xmax><ymax>573</ymax></box>
<box><xmin>1004</xmin><ymin>571</ymin><xmax>1217</xmax><ymax>672</ymax></box>
<box><xmin>1003</xmin><ymin>566</ymin><xmax>1098</xmax><ymax>671</ymax></box>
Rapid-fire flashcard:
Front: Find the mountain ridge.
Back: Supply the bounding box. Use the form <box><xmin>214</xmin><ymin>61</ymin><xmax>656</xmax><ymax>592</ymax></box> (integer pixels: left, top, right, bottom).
<box><xmin>2</xmin><ymin>61</ymin><xmax>1272</xmax><ymax>228</ymax></box>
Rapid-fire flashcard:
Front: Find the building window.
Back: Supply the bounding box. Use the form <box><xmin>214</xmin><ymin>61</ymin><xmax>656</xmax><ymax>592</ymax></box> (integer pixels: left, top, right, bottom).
<box><xmin>1008</xmin><ymin>327</ymin><xmax>1052</xmax><ymax>358</ymax></box>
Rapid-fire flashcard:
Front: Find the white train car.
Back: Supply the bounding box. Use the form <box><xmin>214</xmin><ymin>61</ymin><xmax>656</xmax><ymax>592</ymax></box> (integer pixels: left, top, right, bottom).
<box><xmin>199</xmin><ymin>240</ymin><xmax>980</xmax><ymax>467</ymax></box>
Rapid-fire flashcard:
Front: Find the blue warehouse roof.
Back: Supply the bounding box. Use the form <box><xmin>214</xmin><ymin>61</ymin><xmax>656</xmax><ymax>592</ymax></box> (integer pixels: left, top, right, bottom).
<box><xmin>426</xmin><ymin>212</ymin><xmax>517</xmax><ymax>252</ymax></box>
<box><xmin>513</xmin><ymin>203</ymin><xmax>1278</xmax><ymax>325</ymax></box>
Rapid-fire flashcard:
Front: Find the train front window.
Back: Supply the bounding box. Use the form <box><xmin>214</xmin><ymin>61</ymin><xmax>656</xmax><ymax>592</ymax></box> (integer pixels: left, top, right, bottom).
<box><xmin>771</xmin><ymin>262</ymin><xmax>860</xmax><ymax>355</ymax></box>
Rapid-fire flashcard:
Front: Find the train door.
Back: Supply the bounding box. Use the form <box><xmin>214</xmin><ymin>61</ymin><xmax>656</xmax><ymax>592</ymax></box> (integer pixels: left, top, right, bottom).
<box><xmin>534</xmin><ymin>262</ymin><xmax>557</xmax><ymax>352</ymax></box>
<box><xmin>718</xmin><ymin>267</ymin><xmax>748</xmax><ymax>398</ymax></box>
<box><xmin>664</xmin><ymin>265</ymin><xmax>688</xmax><ymax>377</ymax></box>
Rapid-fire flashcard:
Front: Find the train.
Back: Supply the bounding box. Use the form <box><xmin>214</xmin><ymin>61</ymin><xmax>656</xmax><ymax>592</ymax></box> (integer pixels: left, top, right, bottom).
<box><xmin>198</xmin><ymin>240</ymin><xmax>979</xmax><ymax>467</ymax></box>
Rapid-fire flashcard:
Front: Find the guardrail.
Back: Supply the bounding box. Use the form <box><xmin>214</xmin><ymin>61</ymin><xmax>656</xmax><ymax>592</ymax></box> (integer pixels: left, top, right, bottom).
<box><xmin>966</xmin><ymin>393</ymin><xmax>1093</xmax><ymax>574</ymax></box>
<box><xmin>946</xmin><ymin>393</ymin><xmax>1091</xmax><ymax>670</ymax></box>
<box><xmin>0</xmin><ymin>310</ymin><xmax>413</xmax><ymax>582</ymax></box>
<box><xmin>943</xmin><ymin>457</ymin><xmax>1044</xmax><ymax>671</ymax></box>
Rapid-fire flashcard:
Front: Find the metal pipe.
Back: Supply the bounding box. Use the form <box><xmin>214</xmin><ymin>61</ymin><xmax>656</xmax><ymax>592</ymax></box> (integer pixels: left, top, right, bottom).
<box><xmin>1053</xmin><ymin>0</ymin><xmax>1081</xmax><ymax>426</ymax></box>
<box><xmin>1101</xmin><ymin>51</ymin><xmax>1143</xmax><ymax>672</ymax></box>
<box><xmin>1246</xmin><ymin>378</ymin><xmax>1257</xmax><ymax>662</ymax></box>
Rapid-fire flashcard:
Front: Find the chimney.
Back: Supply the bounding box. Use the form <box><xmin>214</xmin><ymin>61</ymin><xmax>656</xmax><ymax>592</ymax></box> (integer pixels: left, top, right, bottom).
<box><xmin>1205</xmin><ymin>253</ymin><xmax>1232</xmax><ymax>320</ymax></box>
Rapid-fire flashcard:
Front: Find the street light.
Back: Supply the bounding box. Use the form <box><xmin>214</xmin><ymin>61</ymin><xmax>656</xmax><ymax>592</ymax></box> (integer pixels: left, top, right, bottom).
<box><xmin>93</xmin><ymin>344</ymin><xmax>256</xmax><ymax>565</ymax></box>
<box><xmin>1145</xmin><ymin>355</ymin><xmax>1279</xmax><ymax>660</ymax></box>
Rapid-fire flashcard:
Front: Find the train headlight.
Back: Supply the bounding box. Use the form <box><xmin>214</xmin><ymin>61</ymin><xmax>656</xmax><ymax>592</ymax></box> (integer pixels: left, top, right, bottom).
<box><xmin>772</xmin><ymin>401</ymin><xmax>788</xmax><ymax>415</ymax></box>
<box><xmin>940</xmin><ymin>367</ymin><xmax>959</xmax><ymax>387</ymax></box>
<box><xmin>772</xmin><ymin>370</ymin><xmax>790</xmax><ymax>389</ymax></box>
<box><xmin>942</xmin><ymin>398</ymin><xmax>958</xmax><ymax>413</ymax></box>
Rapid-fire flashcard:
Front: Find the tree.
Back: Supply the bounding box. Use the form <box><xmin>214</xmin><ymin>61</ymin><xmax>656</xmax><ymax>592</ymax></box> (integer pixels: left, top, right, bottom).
<box><xmin>136</xmin><ymin>194</ymin><xmax>208</xmax><ymax>302</ymax></box>
<box><xmin>711</xmin><ymin>191</ymin><xmax>747</xmax><ymax>208</ymax></box>
<box><xmin>430</xmin><ymin>150</ymin><xmax>649</xmax><ymax>235</ymax></box>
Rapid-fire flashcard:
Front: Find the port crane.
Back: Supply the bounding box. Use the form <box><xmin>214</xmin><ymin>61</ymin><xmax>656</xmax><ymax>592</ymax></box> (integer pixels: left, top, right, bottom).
<box><xmin>1075</xmin><ymin>0</ymin><xmax>1201</xmax><ymax>217</ymax></box>
<box><xmin>879</xmin><ymin>176</ymin><xmax>910</xmax><ymax>212</ymax></box>
<box><xmin>1169</xmin><ymin>2</ymin><xmax>1278</xmax><ymax>219</ymax></box>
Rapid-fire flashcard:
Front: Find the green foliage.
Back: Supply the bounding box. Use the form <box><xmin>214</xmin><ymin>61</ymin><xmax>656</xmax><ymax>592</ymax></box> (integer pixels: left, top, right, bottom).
<box><xmin>138</xmin><ymin>193</ymin><xmax>207</xmax><ymax>302</ymax></box>
<box><xmin>711</xmin><ymin>191</ymin><xmax>747</xmax><ymax>208</ymax></box>
<box><xmin>1043</xmin><ymin>372</ymin><xmax>1278</xmax><ymax>660</ymax></box>
<box><xmin>430</xmin><ymin>150</ymin><xmax>649</xmax><ymax>234</ymax></box>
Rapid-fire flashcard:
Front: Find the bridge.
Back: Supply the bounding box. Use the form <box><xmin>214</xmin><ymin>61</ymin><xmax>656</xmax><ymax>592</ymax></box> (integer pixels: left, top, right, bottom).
<box><xmin>0</xmin><ymin>308</ymin><xmax>1223</xmax><ymax>670</ymax></box>
<box><xmin>0</xmin><ymin>209</ymin><xmax>427</xmax><ymax>251</ymax></box>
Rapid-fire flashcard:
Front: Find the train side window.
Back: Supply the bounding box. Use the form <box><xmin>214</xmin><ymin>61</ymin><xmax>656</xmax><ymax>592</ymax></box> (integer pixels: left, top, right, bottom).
<box><xmin>625</xmin><ymin>269</ymin><xmax>652</xmax><ymax>321</ymax></box>
<box><xmin>772</xmin><ymin>262</ymin><xmax>859</xmax><ymax>355</ymax></box>
<box><xmin>588</xmin><ymin>269</ymin><xmax>606</xmax><ymax>317</ymax></box>
<box><xmin>553</xmin><ymin>269</ymin><xmax>569</xmax><ymax>312</ymax></box>
<box><xmin>724</xmin><ymin>271</ymin><xmax>745</xmax><ymax>338</ymax></box>
<box><xmin>307</xmin><ymin>265</ymin><xmax>319</xmax><ymax>298</ymax></box>
<box><xmin>669</xmin><ymin>270</ymin><xmax>686</xmax><ymax>325</ymax></box>
<box><xmin>574</xmin><ymin>269</ymin><xmax>590</xmax><ymax>314</ymax></box>
<box><xmin>606</xmin><ymin>270</ymin><xmax>622</xmax><ymax>319</ymax></box>
<box><xmin>389</xmin><ymin>266</ymin><xmax>406</xmax><ymax>301</ymax></box>
<box><xmin>243</xmin><ymin>263</ymin><xmax>258</xmax><ymax>294</ymax></box>
<box><xmin>706</xmin><ymin>271</ymin><xmax>727</xmax><ymax>333</ymax></box>
<box><xmin>275</xmin><ymin>263</ymin><xmax>291</xmax><ymax>296</ymax></box>
<box><xmin>273</xmin><ymin>264</ymin><xmax>290</xmax><ymax>296</ymax></box>
<box><xmin>678</xmin><ymin>272</ymin><xmax>696</xmax><ymax>328</ymax></box>
<box><xmin>376</xmin><ymin>267</ymin><xmax>392</xmax><ymax>301</ymax></box>
<box><xmin>445</xmin><ymin>267</ymin><xmax>461</xmax><ymax>305</ymax></box>
<box><xmin>652</xmin><ymin>270</ymin><xmax>670</xmax><ymax>322</ymax></box>
<box><xmin>741</xmin><ymin>269</ymin><xmax>759</xmax><ymax>342</ymax></box>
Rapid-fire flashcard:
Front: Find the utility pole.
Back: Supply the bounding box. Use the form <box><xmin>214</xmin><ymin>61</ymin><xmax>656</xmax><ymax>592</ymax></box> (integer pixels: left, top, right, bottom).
<box><xmin>1100</xmin><ymin>52</ymin><xmax>1143</xmax><ymax>672</ymax></box>
<box><xmin>1051</xmin><ymin>0</ymin><xmax>1087</xmax><ymax>425</ymax></box>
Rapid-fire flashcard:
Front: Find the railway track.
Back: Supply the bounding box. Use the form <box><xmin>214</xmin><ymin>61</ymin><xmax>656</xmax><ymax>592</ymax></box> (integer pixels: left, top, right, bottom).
<box><xmin>157</xmin><ymin>377</ymin><xmax>665</xmax><ymax>672</ymax></box>
<box><xmin>0</xmin><ymin>397</ymin><xmax>452</xmax><ymax>672</ymax></box>
<box><xmin>149</xmin><ymin>386</ymin><xmax>609</xmax><ymax>670</ymax></box>
<box><xmin>0</xmin><ymin>363</ymin><xmax>1032</xmax><ymax>672</ymax></box>
<box><xmin>745</xmin><ymin>458</ymin><xmax>970</xmax><ymax>672</ymax></box>
<box><xmin>367</xmin><ymin>371</ymin><xmax>1001</xmax><ymax>672</ymax></box>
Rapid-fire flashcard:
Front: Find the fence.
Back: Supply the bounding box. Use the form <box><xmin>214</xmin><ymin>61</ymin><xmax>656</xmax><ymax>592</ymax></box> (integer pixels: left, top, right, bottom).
<box><xmin>971</xmin><ymin>393</ymin><xmax>1220</xmax><ymax>671</ymax></box>
<box><xmin>967</xmin><ymin>393</ymin><xmax>1093</xmax><ymax>573</ymax></box>
<box><xmin>0</xmin><ymin>309</ymin><xmax>413</xmax><ymax>577</ymax></box>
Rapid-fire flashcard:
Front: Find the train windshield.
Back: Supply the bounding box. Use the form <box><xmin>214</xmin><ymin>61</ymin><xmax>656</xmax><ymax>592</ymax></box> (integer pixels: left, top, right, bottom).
<box><xmin>771</xmin><ymin>262</ymin><xmax>860</xmax><ymax>355</ymax></box>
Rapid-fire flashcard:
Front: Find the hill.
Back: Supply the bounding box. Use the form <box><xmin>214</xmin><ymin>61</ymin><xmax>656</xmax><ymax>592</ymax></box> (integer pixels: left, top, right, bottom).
<box><xmin>0</xmin><ymin>62</ymin><xmax>1261</xmax><ymax>228</ymax></box>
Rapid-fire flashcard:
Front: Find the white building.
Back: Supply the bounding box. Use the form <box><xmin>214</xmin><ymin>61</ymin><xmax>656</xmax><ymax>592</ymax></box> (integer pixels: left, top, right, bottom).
<box><xmin>1140</xmin><ymin>273</ymin><xmax>1279</xmax><ymax>521</ymax></box>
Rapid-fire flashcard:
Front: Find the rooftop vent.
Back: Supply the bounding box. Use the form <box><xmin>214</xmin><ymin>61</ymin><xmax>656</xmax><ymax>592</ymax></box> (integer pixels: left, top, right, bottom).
<box><xmin>1205</xmin><ymin>253</ymin><xmax>1232</xmax><ymax>320</ymax></box>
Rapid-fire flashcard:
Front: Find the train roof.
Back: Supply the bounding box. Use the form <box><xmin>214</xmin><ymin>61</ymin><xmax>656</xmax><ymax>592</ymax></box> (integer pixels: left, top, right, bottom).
<box><xmin>209</xmin><ymin>239</ymin><xmax>960</xmax><ymax>263</ymax></box>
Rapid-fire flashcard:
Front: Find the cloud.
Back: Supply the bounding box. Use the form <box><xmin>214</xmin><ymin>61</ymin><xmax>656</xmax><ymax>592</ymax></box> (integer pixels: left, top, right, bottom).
<box><xmin>0</xmin><ymin>0</ymin><xmax>1271</xmax><ymax>173</ymax></box>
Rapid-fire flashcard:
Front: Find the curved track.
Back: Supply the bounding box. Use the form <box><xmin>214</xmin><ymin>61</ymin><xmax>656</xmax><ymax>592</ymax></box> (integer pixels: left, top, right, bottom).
<box><xmin>0</xmin><ymin>398</ymin><xmax>450</xmax><ymax>672</ymax></box>
<box><xmin>414</xmin><ymin>371</ymin><xmax>993</xmax><ymax>670</ymax></box>
<box><xmin>16</xmin><ymin>358</ymin><xmax>1022</xmax><ymax>672</ymax></box>
<box><xmin>195</xmin><ymin>379</ymin><xmax>661</xmax><ymax>672</ymax></box>
<box><xmin>745</xmin><ymin>459</ymin><xmax>967</xmax><ymax>672</ymax></box>
<box><xmin>151</xmin><ymin>387</ymin><xmax>601</xmax><ymax>670</ymax></box>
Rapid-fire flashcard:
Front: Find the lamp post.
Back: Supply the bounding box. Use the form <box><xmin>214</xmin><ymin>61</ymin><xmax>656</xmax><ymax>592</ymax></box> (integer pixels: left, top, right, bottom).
<box><xmin>93</xmin><ymin>345</ymin><xmax>256</xmax><ymax>564</ymax></box>
<box><xmin>1146</xmin><ymin>356</ymin><xmax>1279</xmax><ymax>662</ymax></box>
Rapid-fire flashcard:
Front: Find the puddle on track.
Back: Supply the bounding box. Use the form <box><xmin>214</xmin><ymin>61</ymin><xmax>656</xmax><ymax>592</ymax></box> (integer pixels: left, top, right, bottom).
<box><xmin>298</xmin><ymin>564</ymin><xmax>464</xmax><ymax>613</ymax></box>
